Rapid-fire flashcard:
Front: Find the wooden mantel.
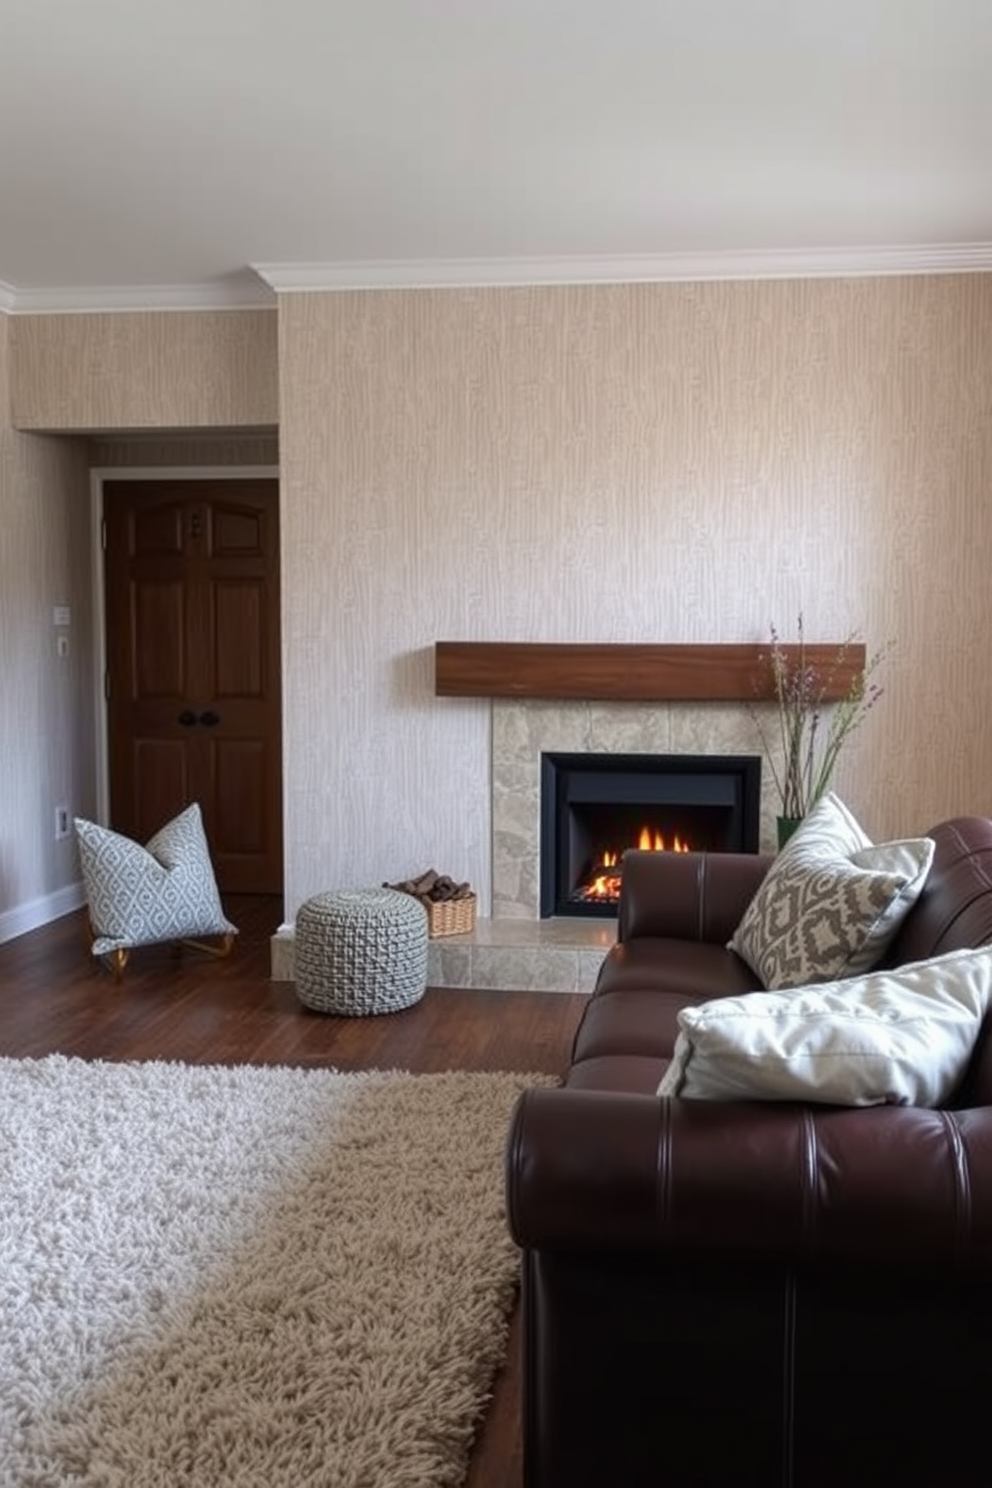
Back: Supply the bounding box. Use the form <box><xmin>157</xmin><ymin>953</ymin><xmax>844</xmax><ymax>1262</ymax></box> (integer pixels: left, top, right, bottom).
<box><xmin>434</xmin><ymin>641</ymin><xmax>866</xmax><ymax>703</ymax></box>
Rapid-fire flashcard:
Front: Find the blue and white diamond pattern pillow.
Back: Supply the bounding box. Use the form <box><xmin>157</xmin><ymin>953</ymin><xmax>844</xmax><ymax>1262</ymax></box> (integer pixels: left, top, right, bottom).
<box><xmin>75</xmin><ymin>803</ymin><xmax>237</xmax><ymax>956</ymax></box>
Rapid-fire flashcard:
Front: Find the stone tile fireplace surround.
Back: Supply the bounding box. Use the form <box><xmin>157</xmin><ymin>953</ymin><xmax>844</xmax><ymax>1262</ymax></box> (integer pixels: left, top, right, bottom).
<box><xmin>272</xmin><ymin>640</ymin><xmax>862</xmax><ymax>992</ymax></box>
<box><xmin>463</xmin><ymin>697</ymin><xmax>776</xmax><ymax>991</ymax></box>
<box><xmin>491</xmin><ymin>700</ymin><xmax>777</xmax><ymax>917</ymax></box>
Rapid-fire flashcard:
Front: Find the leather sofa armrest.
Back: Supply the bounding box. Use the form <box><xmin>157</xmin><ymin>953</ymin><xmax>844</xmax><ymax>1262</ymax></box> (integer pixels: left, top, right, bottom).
<box><xmin>618</xmin><ymin>848</ymin><xmax>773</xmax><ymax>943</ymax></box>
<box><xmin>506</xmin><ymin>1086</ymin><xmax>992</xmax><ymax>1270</ymax></box>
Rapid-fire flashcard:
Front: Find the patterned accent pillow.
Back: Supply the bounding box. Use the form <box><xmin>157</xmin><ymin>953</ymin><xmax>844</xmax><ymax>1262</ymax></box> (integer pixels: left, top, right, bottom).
<box><xmin>75</xmin><ymin>804</ymin><xmax>237</xmax><ymax>956</ymax></box>
<box><xmin>657</xmin><ymin>946</ymin><xmax>992</xmax><ymax>1107</ymax></box>
<box><xmin>728</xmin><ymin>792</ymin><xmax>934</xmax><ymax>989</ymax></box>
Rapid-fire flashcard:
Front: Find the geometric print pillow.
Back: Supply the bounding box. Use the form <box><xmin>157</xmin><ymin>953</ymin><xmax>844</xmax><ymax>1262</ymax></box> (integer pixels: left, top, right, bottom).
<box><xmin>74</xmin><ymin>803</ymin><xmax>237</xmax><ymax>956</ymax></box>
<box><xmin>728</xmin><ymin>792</ymin><xmax>934</xmax><ymax>990</ymax></box>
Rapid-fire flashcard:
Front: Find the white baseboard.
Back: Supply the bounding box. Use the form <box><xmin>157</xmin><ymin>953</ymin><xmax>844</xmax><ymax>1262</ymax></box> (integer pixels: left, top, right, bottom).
<box><xmin>0</xmin><ymin>881</ymin><xmax>86</xmax><ymax>945</ymax></box>
<box><xmin>270</xmin><ymin>921</ymin><xmax>296</xmax><ymax>981</ymax></box>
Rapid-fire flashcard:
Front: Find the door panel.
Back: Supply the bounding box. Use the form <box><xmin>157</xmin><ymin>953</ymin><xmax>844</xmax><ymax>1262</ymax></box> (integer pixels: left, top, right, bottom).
<box><xmin>213</xmin><ymin>581</ymin><xmax>264</xmax><ymax>695</ymax></box>
<box><xmin>211</xmin><ymin>738</ymin><xmax>267</xmax><ymax>855</ymax></box>
<box><xmin>131</xmin><ymin>740</ymin><xmax>191</xmax><ymax>843</ymax></box>
<box><xmin>134</xmin><ymin>582</ymin><xmax>187</xmax><ymax>696</ymax></box>
<box><xmin>104</xmin><ymin>478</ymin><xmax>282</xmax><ymax>894</ymax></box>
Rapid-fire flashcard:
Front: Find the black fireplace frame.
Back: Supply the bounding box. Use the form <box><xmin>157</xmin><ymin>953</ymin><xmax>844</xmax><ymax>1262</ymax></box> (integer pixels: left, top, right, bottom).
<box><xmin>539</xmin><ymin>751</ymin><xmax>762</xmax><ymax>918</ymax></box>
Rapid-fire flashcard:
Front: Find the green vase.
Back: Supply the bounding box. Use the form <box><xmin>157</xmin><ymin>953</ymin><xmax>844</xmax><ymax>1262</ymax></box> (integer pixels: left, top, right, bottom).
<box><xmin>776</xmin><ymin>815</ymin><xmax>803</xmax><ymax>850</ymax></box>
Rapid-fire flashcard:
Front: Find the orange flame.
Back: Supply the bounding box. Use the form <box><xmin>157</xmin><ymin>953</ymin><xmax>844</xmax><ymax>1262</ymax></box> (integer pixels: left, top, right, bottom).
<box><xmin>576</xmin><ymin>826</ymin><xmax>691</xmax><ymax>901</ymax></box>
<box><xmin>637</xmin><ymin>826</ymin><xmax>690</xmax><ymax>853</ymax></box>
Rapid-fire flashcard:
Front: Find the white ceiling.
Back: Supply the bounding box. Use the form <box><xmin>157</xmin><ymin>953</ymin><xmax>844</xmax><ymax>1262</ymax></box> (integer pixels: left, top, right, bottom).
<box><xmin>2</xmin><ymin>0</ymin><xmax>992</xmax><ymax>311</ymax></box>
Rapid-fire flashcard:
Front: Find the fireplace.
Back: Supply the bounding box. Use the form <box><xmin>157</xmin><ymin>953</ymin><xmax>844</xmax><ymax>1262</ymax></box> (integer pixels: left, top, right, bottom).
<box><xmin>539</xmin><ymin>752</ymin><xmax>761</xmax><ymax>918</ymax></box>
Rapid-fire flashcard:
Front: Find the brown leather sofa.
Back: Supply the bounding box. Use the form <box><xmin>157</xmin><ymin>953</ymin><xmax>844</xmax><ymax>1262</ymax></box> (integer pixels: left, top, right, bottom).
<box><xmin>506</xmin><ymin>816</ymin><xmax>992</xmax><ymax>1488</ymax></box>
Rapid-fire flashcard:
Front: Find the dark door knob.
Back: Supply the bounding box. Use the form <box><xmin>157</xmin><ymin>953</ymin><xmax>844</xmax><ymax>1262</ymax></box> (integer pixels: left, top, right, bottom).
<box><xmin>199</xmin><ymin>710</ymin><xmax>220</xmax><ymax>727</ymax></box>
<box><xmin>178</xmin><ymin>710</ymin><xmax>197</xmax><ymax>727</ymax></box>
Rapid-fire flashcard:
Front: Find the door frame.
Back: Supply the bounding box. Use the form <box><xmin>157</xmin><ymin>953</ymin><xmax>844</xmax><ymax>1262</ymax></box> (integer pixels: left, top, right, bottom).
<box><xmin>89</xmin><ymin>465</ymin><xmax>281</xmax><ymax>833</ymax></box>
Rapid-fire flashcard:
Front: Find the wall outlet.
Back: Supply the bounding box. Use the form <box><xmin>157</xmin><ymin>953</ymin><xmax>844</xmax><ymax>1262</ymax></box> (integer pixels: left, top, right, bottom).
<box><xmin>55</xmin><ymin>805</ymin><xmax>71</xmax><ymax>840</ymax></box>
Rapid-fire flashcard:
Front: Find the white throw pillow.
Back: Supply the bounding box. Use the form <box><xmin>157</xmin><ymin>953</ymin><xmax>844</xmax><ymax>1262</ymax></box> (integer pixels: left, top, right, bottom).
<box><xmin>728</xmin><ymin>792</ymin><xmax>934</xmax><ymax>989</ymax></box>
<box><xmin>657</xmin><ymin>946</ymin><xmax>992</xmax><ymax>1107</ymax></box>
<box><xmin>75</xmin><ymin>803</ymin><xmax>237</xmax><ymax>956</ymax></box>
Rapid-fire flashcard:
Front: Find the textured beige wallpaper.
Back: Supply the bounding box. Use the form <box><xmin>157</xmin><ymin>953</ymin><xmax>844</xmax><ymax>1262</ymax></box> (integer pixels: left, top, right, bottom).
<box><xmin>279</xmin><ymin>276</ymin><xmax>992</xmax><ymax>916</ymax></box>
<box><xmin>10</xmin><ymin>310</ymin><xmax>278</xmax><ymax>430</ymax></box>
<box><xmin>0</xmin><ymin>315</ymin><xmax>96</xmax><ymax>932</ymax></box>
<box><xmin>5</xmin><ymin>275</ymin><xmax>992</xmax><ymax>935</ymax></box>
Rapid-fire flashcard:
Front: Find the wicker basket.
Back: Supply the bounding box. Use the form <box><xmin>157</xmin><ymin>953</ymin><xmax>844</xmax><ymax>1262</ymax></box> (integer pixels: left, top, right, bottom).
<box><xmin>426</xmin><ymin>894</ymin><xmax>477</xmax><ymax>938</ymax></box>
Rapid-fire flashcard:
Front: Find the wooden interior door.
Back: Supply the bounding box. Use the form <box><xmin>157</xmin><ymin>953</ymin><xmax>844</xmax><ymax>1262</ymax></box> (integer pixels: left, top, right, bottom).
<box><xmin>104</xmin><ymin>478</ymin><xmax>283</xmax><ymax>894</ymax></box>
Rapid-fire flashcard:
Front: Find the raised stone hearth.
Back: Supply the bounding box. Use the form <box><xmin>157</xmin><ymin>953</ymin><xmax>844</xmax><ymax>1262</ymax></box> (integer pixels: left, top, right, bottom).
<box><xmin>271</xmin><ymin>914</ymin><xmax>615</xmax><ymax>992</ymax></box>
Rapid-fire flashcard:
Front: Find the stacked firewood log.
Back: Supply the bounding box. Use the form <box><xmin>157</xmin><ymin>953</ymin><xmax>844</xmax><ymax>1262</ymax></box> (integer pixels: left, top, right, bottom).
<box><xmin>384</xmin><ymin>869</ymin><xmax>474</xmax><ymax>907</ymax></box>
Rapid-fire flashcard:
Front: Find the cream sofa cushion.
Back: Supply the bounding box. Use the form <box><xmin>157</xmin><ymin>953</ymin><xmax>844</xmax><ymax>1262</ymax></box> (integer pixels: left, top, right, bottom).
<box><xmin>658</xmin><ymin>947</ymin><xmax>992</xmax><ymax>1107</ymax></box>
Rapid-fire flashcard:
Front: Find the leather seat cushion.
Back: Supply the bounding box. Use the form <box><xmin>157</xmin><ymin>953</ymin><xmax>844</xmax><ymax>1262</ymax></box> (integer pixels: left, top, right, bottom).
<box><xmin>573</xmin><ymin>988</ymin><xmax>715</xmax><ymax>1064</ymax></box>
<box><xmin>594</xmin><ymin>938</ymin><xmax>762</xmax><ymax>1001</ymax></box>
<box><xmin>566</xmin><ymin>1053</ymin><xmax>670</xmax><ymax>1095</ymax></box>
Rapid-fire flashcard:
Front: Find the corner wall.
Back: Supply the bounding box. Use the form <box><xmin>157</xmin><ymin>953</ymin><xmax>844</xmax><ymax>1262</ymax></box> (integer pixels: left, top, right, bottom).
<box><xmin>0</xmin><ymin>315</ymin><xmax>96</xmax><ymax>936</ymax></box>
<box><xmin>1</xmin><ymin>307</ymin><xmax>278</xmax><ymax>940</ymax></box>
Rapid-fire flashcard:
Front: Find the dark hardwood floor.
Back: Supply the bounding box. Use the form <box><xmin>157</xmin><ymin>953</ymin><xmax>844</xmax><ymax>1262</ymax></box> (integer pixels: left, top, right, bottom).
<box><xmin>0</xmin><ymin>895</ymin><xmax>587</xmax><ymax>1488</ymax></box>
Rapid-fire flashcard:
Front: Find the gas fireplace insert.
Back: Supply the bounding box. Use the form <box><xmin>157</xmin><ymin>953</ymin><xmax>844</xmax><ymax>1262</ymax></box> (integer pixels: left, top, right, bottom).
<box><xmin>540</xmin><ymin>751</ymin><xmax>761</xmax><ymax>918</ymax></box>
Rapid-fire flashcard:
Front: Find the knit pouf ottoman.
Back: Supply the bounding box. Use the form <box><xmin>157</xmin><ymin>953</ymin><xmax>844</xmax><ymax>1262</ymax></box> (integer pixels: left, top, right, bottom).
<box><xmin>294</xmin><ymin>887</ymin><xmax>428</xmax><ymax>1015</ymax></box>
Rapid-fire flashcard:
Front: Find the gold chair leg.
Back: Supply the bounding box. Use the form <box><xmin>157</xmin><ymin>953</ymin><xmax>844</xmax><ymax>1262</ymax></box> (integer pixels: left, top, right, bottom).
<box><xmin>86</xmin><ymin>919</ymin><xmax>129</xmax><ymax>982</ymax></box>
<box><xmin>179</xmin><ymin>932</ymin><xmax>235</xmax><ymax>959</ymax></box>
<box><xmin>107</xmin><ymin>947</ymin><xmax>129</xmax><ymax>982</ymax></box>
<box><xmin>85</xmin><ymin>920</ymin><xmax>233</xmax><ymax>978</ymax></box>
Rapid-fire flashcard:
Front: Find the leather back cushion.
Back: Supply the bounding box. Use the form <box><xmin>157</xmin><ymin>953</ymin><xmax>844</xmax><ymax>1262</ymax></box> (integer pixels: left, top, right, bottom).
<box><xmin>885</xmin><ymin>817</ymin><xmax>992</xmax><ymax>965</ymax></box>
<box><xmin>884</xmin><ymin>817</ymin><xmax>992</xmax><ymax>1107</ymax></box>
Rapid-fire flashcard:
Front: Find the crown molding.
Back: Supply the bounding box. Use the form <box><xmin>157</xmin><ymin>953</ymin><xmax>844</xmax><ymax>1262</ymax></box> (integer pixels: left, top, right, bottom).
<box><xmin>3</xmin><ymin>243</ymin><xmax>991</xmax><ymax>313</ymax></box>
<box><xmin>254</xmin><ymin>242</ymin><xmax>992</xmax><ymax>292</ymax></box>
<box><xmin>2</xmin><ymin>276</ymin><xmax>276</xmax><ymax>315</ymax></box>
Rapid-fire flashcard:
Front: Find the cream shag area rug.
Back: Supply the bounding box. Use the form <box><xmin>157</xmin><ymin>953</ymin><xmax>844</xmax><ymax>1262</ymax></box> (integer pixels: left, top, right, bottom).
<box><xmin>0</xmin><ymin>1055</ymin><xmax>549</xmax><ymax>1488</ymax></box>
